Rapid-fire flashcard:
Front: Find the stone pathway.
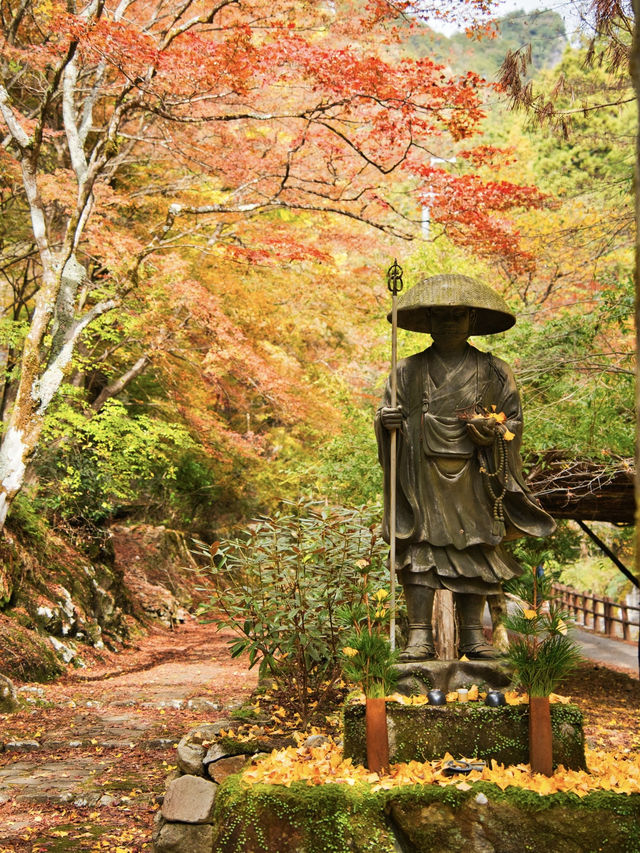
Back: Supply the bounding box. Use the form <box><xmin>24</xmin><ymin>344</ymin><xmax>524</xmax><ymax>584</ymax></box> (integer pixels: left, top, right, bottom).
<box><xmin>0</xmin><ymin>619</ymin><xmax>257</xmax><ymax>851</ymax></box>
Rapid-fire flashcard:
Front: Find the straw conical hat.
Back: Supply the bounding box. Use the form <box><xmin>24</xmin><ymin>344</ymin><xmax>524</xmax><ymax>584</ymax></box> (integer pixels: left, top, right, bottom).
<box><xmin>388</xmin><ymin>274</ymin><xmax>516</xmax><ymax>335</ymax></box>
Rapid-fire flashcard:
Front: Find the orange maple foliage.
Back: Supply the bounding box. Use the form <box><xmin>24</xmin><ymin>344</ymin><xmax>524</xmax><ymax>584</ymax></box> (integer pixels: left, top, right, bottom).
<box><xmin>0</xmin><ymin>0</ymin><xmax>552</xmax><ymax>527</ymax></box>
<box><xmin>2</xmin><ymin>0</ymin><xmax>545</xmax><ymax>277</ymax></box>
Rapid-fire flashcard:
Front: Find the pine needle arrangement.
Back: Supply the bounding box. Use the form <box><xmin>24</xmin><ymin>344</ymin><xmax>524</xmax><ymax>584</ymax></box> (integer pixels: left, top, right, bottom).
<box><xmin>340</xmin><ymin>587</ymin><xmax>399</xmax><ymax>699</ymax></box>
<box><xmin>502</xmin><ymin>567</ymin><xmax>583</xmax><ymax>698</ymax></box>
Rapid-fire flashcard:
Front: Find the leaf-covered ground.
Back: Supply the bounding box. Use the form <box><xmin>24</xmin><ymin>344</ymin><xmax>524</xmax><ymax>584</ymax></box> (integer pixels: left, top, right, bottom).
<box><xmin>0</xmin><ymin>620</ymin><xmax>257</xmax><ymax>852</ymax></box>
<box><xmin>243</xmin><ymin>738</ymin><xmax>640</xmax><ymax>797</ymax></box>
<box><xmin>0</xmin><ymin>621</ymin><xmax>637</xmax><ymax>852</ymax></box>
<box><xmin>562</xmin><ymin>661</ymin><xmax>640</xmax><ymax>752</ymax></box>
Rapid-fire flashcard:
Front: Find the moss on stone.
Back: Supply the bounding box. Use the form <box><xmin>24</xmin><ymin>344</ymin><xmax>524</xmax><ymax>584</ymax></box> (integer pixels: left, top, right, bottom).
<box><xmin>0</xmin><ymin>615</ymin><xmax>63</xmax><ymax>681</ymax></box>
<box><xmin>209</xmin><ymin>776</ymin><xmax>640</xmax><ymax>853</ymax></box>
<box><xmin>212</xmin><ymin>776</ymin><xmax>396</xmax><ymax>853</ymax></box>
<box><xmin>343</xmin><ymin>701</ymin><xmax>585</xmax><ymax>770</ymax></box>
<box><xmin>386</xmin><ymin>785</ymin><xmax>640</xmax><ymax>853</ymax></box>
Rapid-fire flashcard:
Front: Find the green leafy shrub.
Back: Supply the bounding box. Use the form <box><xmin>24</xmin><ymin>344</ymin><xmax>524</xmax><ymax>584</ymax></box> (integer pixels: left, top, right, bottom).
<box><xmin>313</xmin><ymin>404</ymin><xmax>382</xmax><ymax>505</ymax></box>
<box><xmin>37</xmin><ymin>396</ymin><xmax>195</xmax><ymax>525</ymax></box>
<box><xmin>491</xmin><ymin>291</ymin><xmax>634</xmax><ymax>460</ymax></box>
<box><xmin>196</xmin><ymin>498</ymin><xmax>388</xmax><ymax>718</ymax></box>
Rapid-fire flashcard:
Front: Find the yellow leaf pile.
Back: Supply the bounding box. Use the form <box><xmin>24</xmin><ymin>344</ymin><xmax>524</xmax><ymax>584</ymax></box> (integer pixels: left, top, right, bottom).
<box><xmin>216</xmin><ymin>726</ymin><xmax>266</xmax><ymax>743</ymax></box>
<box><xmin>241</xmin><ymin>741</ymin><xmax>640</xmax><ymax>797</ymax></box>
<box><xmin>242</xmin><ymin>741</ymin><xmax>376</xmax><ymax>788</ymax></box>
<box><xmin>386</xmin><ymin>693</ymin><xmax>429</xmax><ymax>706</ymax></box>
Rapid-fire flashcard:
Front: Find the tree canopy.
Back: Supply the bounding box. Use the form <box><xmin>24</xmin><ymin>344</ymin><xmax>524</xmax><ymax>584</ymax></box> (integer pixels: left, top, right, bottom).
<box><xmin>0</xmin><ymin>0</ymin><xmax>556</xmax><ymax>533</ymax></box>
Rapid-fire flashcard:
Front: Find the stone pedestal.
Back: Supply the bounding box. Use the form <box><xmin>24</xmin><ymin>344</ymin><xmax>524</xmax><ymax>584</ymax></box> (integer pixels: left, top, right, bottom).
<box><xmin>343</xmin><ymin>701</ymin><xmax>586</xmax><ymax>770</ymax></box>
<box><xmin>393</xmin><ymin>659</ymin><xmax>512</xmax><ymax>696</ymax></box>
<box><xmin>210</xmin><ymin>778</ymin><xmax>640</xmax><ymax>853</ymax></box>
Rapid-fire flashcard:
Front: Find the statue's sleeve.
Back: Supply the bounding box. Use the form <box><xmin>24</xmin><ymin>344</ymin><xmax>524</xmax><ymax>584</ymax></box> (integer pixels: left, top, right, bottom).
<box><xmin>490</xmin><ymin>357</ymin><xmax>556</xmax><ymax>538</ymax></box>
<box><xmin>492</xmin><ymin>358</ymin><xmax>524</xmax><ymax>453</ymax></box>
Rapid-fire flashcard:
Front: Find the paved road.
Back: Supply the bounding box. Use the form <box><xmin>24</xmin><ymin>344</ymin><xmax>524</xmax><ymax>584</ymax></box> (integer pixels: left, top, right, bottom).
<box><xmin>484</xmin><ymin>606</ymin><xmax>639</xmax><ymax>677</ymax></box>
<box><xmin>572</xmin><ymin>623</ymin><xmax>639</xmax><ymax>675</ymax></box>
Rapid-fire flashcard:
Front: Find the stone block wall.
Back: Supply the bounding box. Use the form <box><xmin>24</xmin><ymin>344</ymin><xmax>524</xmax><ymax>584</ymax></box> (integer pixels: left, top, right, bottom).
<box><xmin>153</xmin><ymin>712</ymin><xmax>637</xmax><ymax>853</ymax></box>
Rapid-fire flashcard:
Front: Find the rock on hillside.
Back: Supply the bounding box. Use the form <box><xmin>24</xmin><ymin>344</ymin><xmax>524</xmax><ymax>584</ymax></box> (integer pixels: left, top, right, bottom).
<box><xmin>0</xmin><ymin>523</ymin><xmax>210</xmax><ymax>682</ymax></box>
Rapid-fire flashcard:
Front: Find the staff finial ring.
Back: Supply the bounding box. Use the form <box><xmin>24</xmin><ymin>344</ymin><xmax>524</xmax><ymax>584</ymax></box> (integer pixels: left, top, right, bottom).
<box><xmin>387</xmin><ymin>259</ymin><xmax>403</xmax><ymax>295</ymax></box>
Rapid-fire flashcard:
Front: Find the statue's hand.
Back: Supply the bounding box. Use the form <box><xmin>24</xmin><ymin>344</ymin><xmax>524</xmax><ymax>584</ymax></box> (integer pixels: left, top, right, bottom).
<box><xmin>467</xmin><ymin>419</ymin><xmax>497</xmax><ymax>446</ymax></box>
<box><xmin>380</xmin><ymin>406</ymin><xmax>404</xmax><ymax>431</ymax></box>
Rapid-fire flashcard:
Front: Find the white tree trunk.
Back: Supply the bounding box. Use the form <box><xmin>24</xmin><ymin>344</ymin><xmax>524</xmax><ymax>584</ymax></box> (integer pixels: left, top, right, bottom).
<box><xmin>0</xmin><ymin>426</ymin><xmax>29</xmax><ymax>528</ymax></box>
<box><xmin>0</xmin><ymin>253</ymin><xmax>116</xmax><ymax>529</ymax></box>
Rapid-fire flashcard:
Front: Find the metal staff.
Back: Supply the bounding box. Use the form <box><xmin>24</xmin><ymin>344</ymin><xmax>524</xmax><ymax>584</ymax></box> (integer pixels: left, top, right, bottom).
<box><xmin>386</xmin><ymin>259</ymin><xmax>403</xmax><ymax>651</ymax></box>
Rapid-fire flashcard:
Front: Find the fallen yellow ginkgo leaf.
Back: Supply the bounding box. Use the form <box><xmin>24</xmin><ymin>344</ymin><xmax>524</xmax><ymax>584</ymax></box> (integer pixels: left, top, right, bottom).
<box><xmin>240</xmin><ymin>740</ymin><xmax>640</xmax><ymax>798</ymax></box>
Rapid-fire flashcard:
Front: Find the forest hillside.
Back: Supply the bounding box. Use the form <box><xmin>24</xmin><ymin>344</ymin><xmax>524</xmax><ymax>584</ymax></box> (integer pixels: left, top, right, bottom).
<box><xmin>407</xmin><ymin>7</ymin><xmax>568</xmax><ymax>77</ymax></box>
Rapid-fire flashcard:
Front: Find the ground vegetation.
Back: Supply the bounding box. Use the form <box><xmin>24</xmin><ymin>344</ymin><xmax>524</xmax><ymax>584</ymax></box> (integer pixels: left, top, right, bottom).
<box><xmin>0</xmin><ymin>618</ymin><xmax>638</xmax><ymax>851</ymax></box>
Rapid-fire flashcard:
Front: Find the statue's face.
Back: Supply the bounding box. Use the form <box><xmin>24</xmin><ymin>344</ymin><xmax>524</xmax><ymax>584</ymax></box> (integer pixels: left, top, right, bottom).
<box><xmin>430</xmin><ymin>306</ymin><xmax>472</xmax><ymax>343</ymax></box>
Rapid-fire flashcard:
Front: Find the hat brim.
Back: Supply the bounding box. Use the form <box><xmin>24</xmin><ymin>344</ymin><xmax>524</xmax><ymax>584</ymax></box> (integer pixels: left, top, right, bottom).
<box><xmin>388</xmin><ymin>305</ymin><xmax>516</xmax><ymax>335</ymax></box>
<box><xmin>386</xmin><ymin>274</ymin><xmax>516</xmax><ymax>336</ymax></box>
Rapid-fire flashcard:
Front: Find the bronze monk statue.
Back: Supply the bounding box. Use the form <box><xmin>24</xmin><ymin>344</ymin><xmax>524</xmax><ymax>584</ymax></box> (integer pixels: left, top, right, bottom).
<box><xmin>375</xmin><ymin>274</ymin><xmax>555</xmax><ymax>661</ymax></box>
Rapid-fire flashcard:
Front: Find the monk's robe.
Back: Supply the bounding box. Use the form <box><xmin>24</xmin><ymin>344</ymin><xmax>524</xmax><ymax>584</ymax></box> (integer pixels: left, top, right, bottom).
<box><xmin>375</xmin><ymin>344</ymin><xmax>555</xmax><ymax>595</ymax></box>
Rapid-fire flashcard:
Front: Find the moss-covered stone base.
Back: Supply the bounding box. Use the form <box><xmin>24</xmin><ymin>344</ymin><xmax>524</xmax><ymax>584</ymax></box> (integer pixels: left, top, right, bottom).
<box><xmin>343</xmin><ymin>701</ymin><xmax>586</xmax><ymax>770</ymax></box>
<box><xmin>211</xmin><ymin>778</ymin><xmax>640</xmax><ymax>853</ymax></box>
<box><xmin>212</xmin><ymin>778</ymin><xmax>394</xmax><ymax>853</ymax></box>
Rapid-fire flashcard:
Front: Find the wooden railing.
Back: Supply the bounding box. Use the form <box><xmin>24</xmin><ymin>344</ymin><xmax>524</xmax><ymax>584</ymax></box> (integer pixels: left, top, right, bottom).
<box><xmin>552</xmin><ymin>583</ymin><xmax>640</xmax><ymax>641</ymax></box>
